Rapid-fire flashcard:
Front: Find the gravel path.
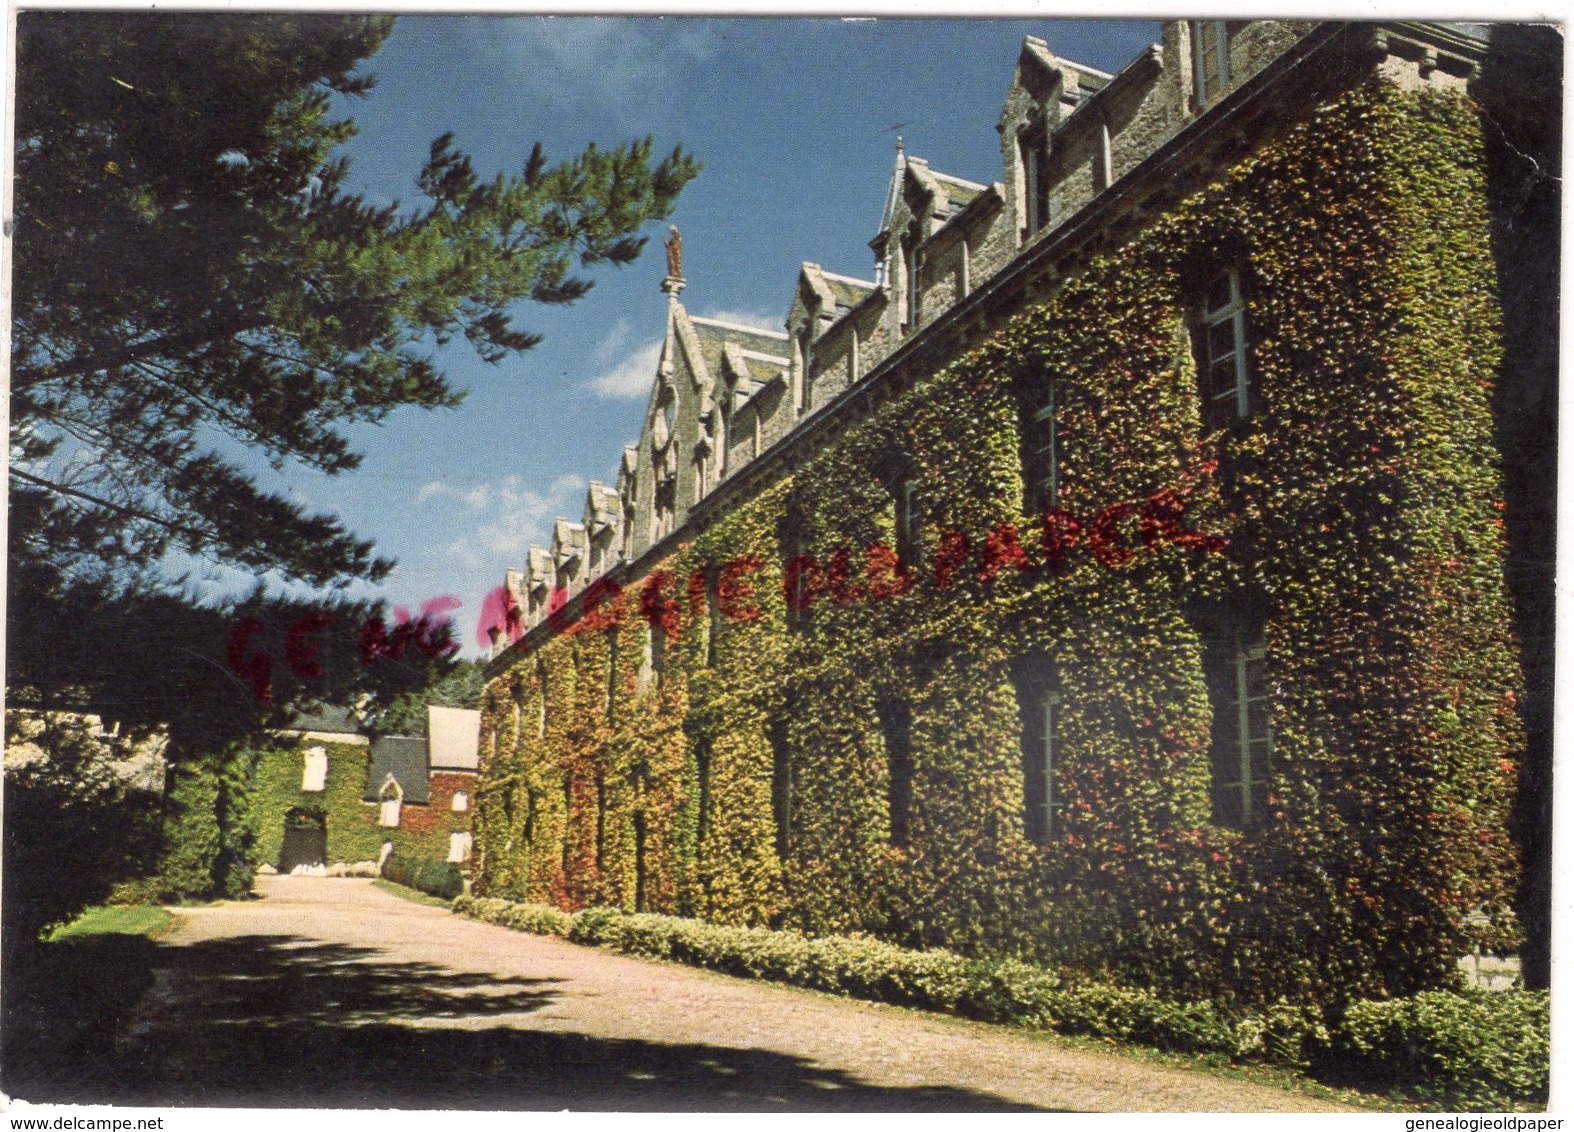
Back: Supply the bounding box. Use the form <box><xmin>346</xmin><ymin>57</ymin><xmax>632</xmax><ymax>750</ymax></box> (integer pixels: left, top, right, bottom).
<box><xmin>109</xmin><ymin>875</ymin><xmax>1351</xmax><ymax>1111</ymax></box>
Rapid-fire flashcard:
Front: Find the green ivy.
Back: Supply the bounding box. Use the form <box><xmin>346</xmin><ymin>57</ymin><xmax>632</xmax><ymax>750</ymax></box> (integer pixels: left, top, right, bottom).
<box><xmin>477</xmin><ymin>83</ymin><xmax>1523</xmax><ymax>1008</ymax></box>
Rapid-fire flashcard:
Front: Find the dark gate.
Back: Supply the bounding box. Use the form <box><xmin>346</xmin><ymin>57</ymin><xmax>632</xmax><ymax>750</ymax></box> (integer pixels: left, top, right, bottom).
<box><xmin>279</xmin><ymin>807</ymin><xmax>327</xmax><ymax>872</ymax></box>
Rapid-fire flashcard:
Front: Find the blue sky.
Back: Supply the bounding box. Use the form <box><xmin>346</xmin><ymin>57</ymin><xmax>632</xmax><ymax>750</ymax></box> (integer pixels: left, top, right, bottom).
<box><xmin>220</xmin><ymin>17</ymin><xmax>1163</xmax><ymax>654</ymax></box>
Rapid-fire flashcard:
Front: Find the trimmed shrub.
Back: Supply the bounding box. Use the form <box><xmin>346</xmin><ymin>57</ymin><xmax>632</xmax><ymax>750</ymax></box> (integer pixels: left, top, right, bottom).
<box><xmin>382</xmin><ymin>852</ymin><xmax>463</xmax><ymax>901</ymax></box>
<box><xmin>1333</xmin><ymin>988</ymin><xmax>1550</xmax><ymax>1109</ymax></box>
<box><xmin>454</xmin><ymin>893</ymin><xmax>1549</xmax><ymax>1107</ymax></box>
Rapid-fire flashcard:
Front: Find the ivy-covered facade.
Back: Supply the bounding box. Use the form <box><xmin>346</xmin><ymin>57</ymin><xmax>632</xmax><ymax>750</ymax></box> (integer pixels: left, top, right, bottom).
<box><xmin>252</xmin><ymin>707</ymin><xmax>478</xmax><ymax>871</ymax></box>
<box><xmin>476</xmin><ymin>22</ymin><xmax>1554</xmax><ymax>1006</ymax></box>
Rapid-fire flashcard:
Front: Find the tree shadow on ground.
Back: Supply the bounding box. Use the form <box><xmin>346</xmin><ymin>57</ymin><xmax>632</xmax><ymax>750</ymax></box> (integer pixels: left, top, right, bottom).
<box><xmin>4</xmin><ymin>932</ymin><xmax>1049</xmax><ymax>1111</ymax></box>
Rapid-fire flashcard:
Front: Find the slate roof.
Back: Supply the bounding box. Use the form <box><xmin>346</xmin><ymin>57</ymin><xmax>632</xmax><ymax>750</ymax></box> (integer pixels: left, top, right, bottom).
<box><xmin>734</xmin><ymin>372</ymin><xmax>784</xmax><ymax>412</ymax></box>
<box><xmin>818</xmin><ymin>271</ymin><xmax>878</xmax><ymax>314</ymax></box>
<box><xmin>552</xmin><ymin>519</ymin><xmax>587</xmax><ymax>564</ymax></box>
<box><xmin>689</xmin><ymin>316</ymin><xmax>790</xmax><ymax>369</ymax></box>
<box><xmin>526</xmin><ymin>546</ymin><xmax>553</xmax><ymax>589</ymax></box>
<box><xmin>365</xmin><ymin>735</ymin><xmax>429</xmax><ymax>804</ymax></box>
<box><xmin>282</xmin><ymin>703</ymin><xmax>361</xmax><ymax>736</ymax></box>
<box><xmin>929</xmin><ymin>171</ymin><xmax>987</xmax><ymax>217</ymax></box>
<box><xmin>584</xmin><ymin>482</ymin><xmax>621</xmax><ymax>531</ymax></box>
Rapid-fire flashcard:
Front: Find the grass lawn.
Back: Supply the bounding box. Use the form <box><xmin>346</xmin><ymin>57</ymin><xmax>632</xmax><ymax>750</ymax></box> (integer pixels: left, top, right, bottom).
<box><xmin>45</xmin><ymin>904</ymin><xmax>174</xmax><ymax>942</ymax></box>
<box><xmin>372</xmin><ymin>878</ymin><xmax>455</xmax><ymax>909</ymax></box>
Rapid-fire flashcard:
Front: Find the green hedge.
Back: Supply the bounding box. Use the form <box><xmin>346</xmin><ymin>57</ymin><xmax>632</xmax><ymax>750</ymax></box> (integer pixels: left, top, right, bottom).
<box><xmin>452</xmin><ymin>893</ymin><xmax>1546</xmax><ymax>1107</ymax></box>
<box><xmin>1331</xmin><ymin>988</ymin><xmax>1550</xmax><ymax>1109</ymax></box>
<box><xmin>383</xmin><ymin>852</ymin><xmax>463</xmax><ymax>901</ymax></box>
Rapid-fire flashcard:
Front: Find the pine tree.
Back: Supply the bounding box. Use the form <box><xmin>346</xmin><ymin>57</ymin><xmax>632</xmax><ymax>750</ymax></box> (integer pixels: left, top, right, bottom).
<box><xmin>11</xmin><ymin>12</ymin><xmax>699</xmax><ymax>594</ymax></box>
<box><xmin>6</xmin><ymin>13</ymin><xmax>699</xmax><ymax>937</ymax></box>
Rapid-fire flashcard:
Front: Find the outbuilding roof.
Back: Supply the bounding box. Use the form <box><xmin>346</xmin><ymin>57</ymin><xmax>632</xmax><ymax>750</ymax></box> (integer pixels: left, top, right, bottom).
<box><xmin>364</xmin><ymin>735</ymin><xmax>430</xmax><ymax>805</ymax></box>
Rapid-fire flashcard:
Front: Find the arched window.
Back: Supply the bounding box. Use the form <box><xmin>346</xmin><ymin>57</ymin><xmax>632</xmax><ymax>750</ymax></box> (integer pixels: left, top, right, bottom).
<box><xmin>378</xmin><ymin>776</ymin><xmax>403</xmax><ymax>828</ymax></box>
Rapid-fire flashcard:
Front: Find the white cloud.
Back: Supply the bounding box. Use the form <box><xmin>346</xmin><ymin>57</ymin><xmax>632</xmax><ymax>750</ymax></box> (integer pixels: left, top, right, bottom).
<box><xmin>462</xmin><ymin>19</ymin><xmax>719</xmax><ymax>114</ymax></box>
<box><xmin>414</xmin><ymin>480</ymin><xmax>493</xmax><ymax>511</ymax></box>
<box><xmin>583</xmin><ymin>320</ymin><xmax>663</xmax><ymax>400</ymax></box>
<box><xmin>434</xmin><ymin>472</ymin><xmax>587</xmax><ymax>570</ymax></box>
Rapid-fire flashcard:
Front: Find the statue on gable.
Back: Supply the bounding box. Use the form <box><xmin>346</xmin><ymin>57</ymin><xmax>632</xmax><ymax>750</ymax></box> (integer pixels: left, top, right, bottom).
<box><xmin>664</xmin><ymin>225</ymin><xmax>683</xmax><ymax>279</ymax></box>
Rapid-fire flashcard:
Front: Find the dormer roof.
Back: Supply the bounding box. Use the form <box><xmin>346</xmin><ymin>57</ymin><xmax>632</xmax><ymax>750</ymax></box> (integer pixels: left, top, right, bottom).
<box><xmin>551</xmin><ymin>519</ymin><xmax>586</xmax><ymax>564</ymax></box>
<box><xmin>999</xmin><ymin>34</ymin><xmax>1114</xmax><ymax>137</ymax></box>
<box><xmin>583</xmin><ymin>482</ymin><xmax>621</xmax><ymax>531</ymax></box>
<box><xmin>720</xmin><ymin>341</ymin><xmax>790</xmax><ymax>390</ymax></box>
<box><xmin>526</xmin><ymin>546</ymin><xmax>552</xmax><ymax>588</ymax></box>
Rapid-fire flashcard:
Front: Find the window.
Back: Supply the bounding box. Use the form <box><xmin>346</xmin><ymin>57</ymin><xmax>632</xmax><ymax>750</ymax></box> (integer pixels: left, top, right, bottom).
<box><xmin>378</xmin><ymin>779</ymin><xmax>403</xmax><ymax>828</ymax></box>
<box><xmin>770</xmin><ymin>713</ymin><xmax>793</xmax><ymax>858</ymax></box>
<box><xmin>781</xmin><ymin>514</ymin><xmax>814</xmax><ymax>633</ymax></box>
<box><xmin>796</xmin><ymin>325</ymin><xmax>814</xmax><ymax>416</ymax></box>
<box><xmin>606</xmin><ymin>637</ymin><xmax>620</xmax><ymax>722</ymax></box>
<box><xmin>633</xmin><ymin>809</ymin><xmax>649</xmax><ymax>912</ymax></box>
<box><xmin>902</xmin><ymin>221</ymin><xmax>922</xmax><ymax>330</ymax></box>
<box><xmin>694</xmin><ymin>736</ymin><xmax>712</xmax><ymax>862</ymax></box>
<box><xmin>705</xmin><ymin>581</ymin><xmax>721</xmax><ymax>667</ymax></box>
<box><xmin>642</xmin><ymin>621</ymin><xmax>666</xmax><ymax>692</ymax></box>
<box><xmin>876</xmin><ymin>695</ymin><xmax>914</xmax><ymax>847</ymax></box>
<box><xmin>448</xmin><ymin>831</ymin><xmax>473</xmax><ymax>863</ymax></box>
<box><xmin>1010</xmin><ymin>656</ymin><xmax>1058</xmax><ymax>844</ymax></box>
<box><xmin>894</xmin><ymin>474</ymin><xmax>923</xmax><ymax>568</ymax></box>
<box><xmin>301</xmin><ymin>746</ymin><xmax>328</xmax><ymax>793</ymax></box>
<box><xmin>1020</xmin><ymin>377</ymin><xmax>1065</xmax><ymax>516</ymax></box>
<box><xmin>1195</xmin><ymin>268</ymin><xmax>1253</xmax><ymax>428</ymax></box>
<box><xmin>1202</xmin><ymin>609</ymin><xmax>1271</xmax><ymax>829</ymax></box>
<box><xmin>1192</xmin><ymin>20</ymin><xmax>1231</xmax><ymax>105</ymax></box>
<box><xmin>452</xmin><ymin>790</ymin><xmax>469</xmax><ymax>813</ymax></box>
<box><xmin>1019</xmin><ymin>128</ymin><xmax>1050</xmax><ymax>238</ymax></box>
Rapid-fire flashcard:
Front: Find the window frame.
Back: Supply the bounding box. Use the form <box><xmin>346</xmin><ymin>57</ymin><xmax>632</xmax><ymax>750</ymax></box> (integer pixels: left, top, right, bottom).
<box><xmin>1195</xmin><ymin>267</ymin><xmax>1253</xmax><ymax>428</ymax></box>
<box><xmin>1010</xmin><ymin>655</ymin><xmax>1060</xmax><ymax>844</ymax></box>
<box><xmin>1019</xmin><ymin>126</ymin><xmax>1051</xmax><ymax>239</ymax></box>
<box><xmin>875</xmin><ymin>694</ymin><xmax>914</xmax><ymax>848</ymax></box>
<box><xmin>1202</xmin><ymin>607</ymin><xmax>1272</xmax><ymax>829</ymax></box>
<box><xmin>1191</xmin><ymin>20</ymin><xmax>1231</xmax><ymax>106</ymax></box>
<box><xmin>1020</xmin><ymin>376</ymin><xmax>1063</xmax><ymax>517</ymax></box>
<box><xmin>894</xmin><ymin>473</ymin><xmax>923</xmax><ymax>569</ymax></box>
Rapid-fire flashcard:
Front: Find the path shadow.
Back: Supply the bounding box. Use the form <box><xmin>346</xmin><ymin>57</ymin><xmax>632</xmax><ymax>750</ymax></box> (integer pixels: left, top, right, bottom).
<box><xmin>4</xmin><ymin>932</ymin><xmax>1049</xmax><ymax>1111</ymax></box>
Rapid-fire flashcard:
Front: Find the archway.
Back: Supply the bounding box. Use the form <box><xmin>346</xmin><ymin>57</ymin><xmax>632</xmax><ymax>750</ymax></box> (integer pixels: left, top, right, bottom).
<box><xmin>279</xmin><ymin>805</ymin><xmax>327</xmax><ymax>872</ymax></box>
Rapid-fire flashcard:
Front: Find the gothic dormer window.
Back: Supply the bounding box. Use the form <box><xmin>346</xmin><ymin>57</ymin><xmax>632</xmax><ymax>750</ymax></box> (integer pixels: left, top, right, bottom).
<box><xmin>654</xmin><ymin>385</ymin><xmax>676</xmax><ymax>449</ymax></box>
<box><xmin>1192</xmin><ymin>21</ymin><xmax>1231</xmax><ymax>106</ymax></box>
<box><xmin>796</xmin><ymin>323</ymin><xmax>814</xmax><ymax>415</ymax></box>
<box><xmin>1019</xmin><ymin>126</ymin><xmax>1050</xmax><ymax>239</ymax></box>
<box><xmin>902</xmin><ymin>220</ymin><xmax>922</xmax><ymax>331</ymax></box>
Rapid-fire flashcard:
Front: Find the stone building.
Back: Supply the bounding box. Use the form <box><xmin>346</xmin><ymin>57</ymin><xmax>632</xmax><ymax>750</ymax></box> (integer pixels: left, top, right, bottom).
<box><xmin>476</xmin><ymin>21</ymin><xmax>1556</xmax><ymax>1003</ymax></box>
<box><xmin>258</xmin><ymin>704</ymin><xmax>480</xmax><ymax>872</ymax></box>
